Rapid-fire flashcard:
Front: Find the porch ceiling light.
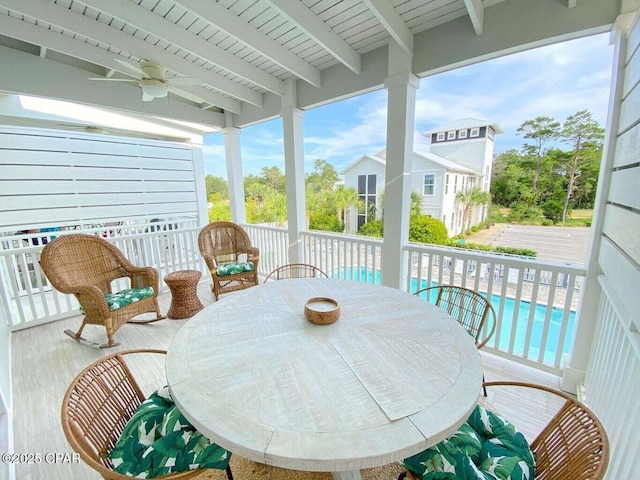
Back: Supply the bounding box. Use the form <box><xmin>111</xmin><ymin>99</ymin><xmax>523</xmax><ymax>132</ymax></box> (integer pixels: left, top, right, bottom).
<box><xmin>139</xmin><ymin>79</ymin><xmax>168</xmax><ymax>100</ymax></box>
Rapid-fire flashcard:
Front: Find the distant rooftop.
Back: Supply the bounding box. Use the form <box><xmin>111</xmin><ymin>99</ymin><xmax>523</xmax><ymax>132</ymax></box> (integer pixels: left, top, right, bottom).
<box><xmin>342</xmin><ymin>148</ymin><xmax>480</xmax><ymax>175</ymax></box>
<box><xmin>425</xmin><ymin>118</ymin><xmax>503</xmax><ymax>135</ymax></box>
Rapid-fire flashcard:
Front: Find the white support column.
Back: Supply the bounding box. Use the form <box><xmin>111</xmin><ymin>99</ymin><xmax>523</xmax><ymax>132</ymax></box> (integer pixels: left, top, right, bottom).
<box><xmin>191</xmin><ymin>143</ymin><xmax>209</xmax><ymax>227</ymax></box>
<box><xmin>561</xmin><ymin>13</ymin><xmax>631</xmax><ymax>393</ymax></box>
<box><xmin>381</xmin><ymin>42</ymin><xmax>418</xmax><ymax>289</ymax></box>
<box><xmin>281</xmin><ymin>78</ymin><xmax>306</xmax><ymax>263</ymax></box>
<box><xmin>223</xmin><ymin>112</ymin><xmax>247</xmax><ymax>224</ymax></box>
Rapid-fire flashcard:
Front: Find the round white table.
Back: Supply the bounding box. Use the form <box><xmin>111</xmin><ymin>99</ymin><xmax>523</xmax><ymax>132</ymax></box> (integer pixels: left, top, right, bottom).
<box><xmin>167</xmin><ymin>278</ymin><xmax>482</xmax><ymax>479</ymax></box>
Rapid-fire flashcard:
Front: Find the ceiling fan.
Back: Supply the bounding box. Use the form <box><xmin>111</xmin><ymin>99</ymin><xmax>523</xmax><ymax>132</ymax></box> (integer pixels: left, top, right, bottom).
<box><xmin>90</xmin><ymin>59</ymin><xmax>202</xmax><ymax>102</ymax></box>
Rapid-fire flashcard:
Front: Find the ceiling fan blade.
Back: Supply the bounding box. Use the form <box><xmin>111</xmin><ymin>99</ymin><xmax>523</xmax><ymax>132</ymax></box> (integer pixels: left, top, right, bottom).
<box><xmin>88</xmin><ymin>77</ymin><xmax>138</xmax><ymax>82</ymax></box>
<box><xmin>167</xmin><ymin>87</ymin><xmax>205</xmax><ymax>104</ymax></box>
<box><xmin>114</xmin><ymin>58</ymin><xmax>146</xmax><ymax>78</ymax></box>
<box><xmin>164</xmin><ymin>77</ymin><xmax>202</xmax><ymax>86</ymax></box>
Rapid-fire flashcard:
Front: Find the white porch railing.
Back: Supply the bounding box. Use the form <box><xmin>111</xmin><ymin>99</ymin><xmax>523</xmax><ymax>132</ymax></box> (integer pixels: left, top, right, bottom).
<box><xmin>244</xmin><ymin>224</ymin><xmax>586</xmax><ymax>374</ymax></box>
<box><xmin>0</xmin><ymin>219</ymin><xmax>205</xmax><ymax>329</ymax></box>
<box><xmin>403</xmin><ymin>244</ymin><xmax>585</xmax><ymax>373</ymax></box>
<box><xmin>1</xmin><ymin>222</ymin><xmax>586</xmax><ymax>374</ymax></box>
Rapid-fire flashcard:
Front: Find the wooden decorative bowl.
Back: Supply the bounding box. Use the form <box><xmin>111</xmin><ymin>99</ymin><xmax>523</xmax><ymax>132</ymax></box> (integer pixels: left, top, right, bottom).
<box><xmin>304</xmin><ymin>297</ymin><xmax>340</xmax><ymax>325</ymax></box>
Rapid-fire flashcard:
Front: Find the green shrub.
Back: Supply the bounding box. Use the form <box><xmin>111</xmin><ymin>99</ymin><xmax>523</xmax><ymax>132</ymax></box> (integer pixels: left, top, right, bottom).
<box><xmin>447</xmin><ymin>241</ymin><xmax>492</xmax><ymax>252</ymax></box>
<box><xmin>358</xmin><ymin>219</ymin><xmax>384</xmax><ymax>237</ymax></box>
<box><xmin>541</xmin><ymin>194</ymin><xmax>564</xmax><ymax>223</ymax></box>
<box><xmin>208</xmin><ymin>202</ymin><xmax>231</xmax><ymax>222</ymax></box>
<box><xmin>493</xmin><ymin>246</ymin><xmax>537</xmax><ymax>257</ymax></box>
<box><xmin>309</xmin><ymin>212</ymin><xmax>343</xmax><ymax>232</ymax></box>
<box><xmin>507</xmin><ymin>203</ymin><xmax>542</xmax><ymax>223</ymax></box>
<box><xmin>409</xmin><ymin>215</ymin><xmax>449</xmax><ymax>245</ymax></box>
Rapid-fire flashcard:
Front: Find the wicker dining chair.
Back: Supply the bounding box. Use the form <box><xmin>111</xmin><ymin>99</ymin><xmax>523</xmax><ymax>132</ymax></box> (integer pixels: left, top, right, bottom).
<box><xmin>414</xmin><ymin>285</ymin><xmax>496</xmax><ymax>349</ymax></box>
<box><xmin>264</xmin><ymin>263</ymin><xmax>328</xmax><ymax>282</ymax></box>
<box><xmin>198</xmin><ymin>221</ymin><xmax>260</xmax><ymax>301</ymax></box>
<box><xmin>400</xmin><ymin>381</ymin><xmax>609</xmax><ymax>480</ymax></box>
<box><xmin>40</xmin><ymin>234</ymin><xmax>165</xmax><ymax>348</ymax></box>
<box><xmin>414</xmin><ymin>285</ymin><xmax>496</xmax><ymax>395</ymax></box>
<box><xmin>61</xmin><ymin>349</ymin><xmax>234</xmax><ymax>480</ymax></box>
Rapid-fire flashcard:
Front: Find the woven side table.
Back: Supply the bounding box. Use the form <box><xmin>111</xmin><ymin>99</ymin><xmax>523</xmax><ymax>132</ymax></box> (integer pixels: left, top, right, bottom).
<box><xmin>164</xmin><ymin>270</ymin><xmax>204</xmax><ymax>319</ymax></box>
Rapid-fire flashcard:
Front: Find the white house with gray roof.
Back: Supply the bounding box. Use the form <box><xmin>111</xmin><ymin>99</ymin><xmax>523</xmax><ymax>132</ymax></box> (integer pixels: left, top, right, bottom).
<box><xmin>342</xmin><ymin>118</ymin><xmax>502</xmax><ymax>236</ymax></box>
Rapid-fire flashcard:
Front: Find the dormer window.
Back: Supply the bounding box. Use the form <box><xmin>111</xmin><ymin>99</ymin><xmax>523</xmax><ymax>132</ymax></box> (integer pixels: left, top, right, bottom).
<box><xmin>470</xmin><ymin>128</ymin><xmax>480</xmax><ymax>137</ymax></box>
<box><xmin>436</xmin><ymin>132</ymin><xmax>445</xmax><ymax>141</ymax></box>
<box><xmin>447</xmin><ymin>131</ymin><xmax>456</xmax><ymax>140</ymax></box>
<box><xmin>458</xmin><ymin>129</ymin><xmax>467</xmax><ymax>139</ymax></box>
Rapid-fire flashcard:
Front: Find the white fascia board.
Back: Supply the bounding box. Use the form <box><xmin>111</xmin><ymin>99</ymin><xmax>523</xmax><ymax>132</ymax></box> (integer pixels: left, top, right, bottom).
<box><xmin>413</xmin><ymin>0</ymin><xmax>617</xmax><ymax>76</ymax></box>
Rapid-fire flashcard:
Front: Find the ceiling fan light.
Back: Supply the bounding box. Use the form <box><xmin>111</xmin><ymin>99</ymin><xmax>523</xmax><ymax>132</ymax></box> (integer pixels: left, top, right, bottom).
<box><xmin>139</xmin><ymin>79</ymin><xmax>168</xmax><ymax>99</ymax></box>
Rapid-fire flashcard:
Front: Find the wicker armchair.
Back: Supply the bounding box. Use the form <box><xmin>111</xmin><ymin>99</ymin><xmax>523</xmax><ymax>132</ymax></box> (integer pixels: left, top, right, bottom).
<box><xmin>264</xmin><ymin>263</ymin><xmax>328</xmax><ymax>282</ymax></box>
<box><xmin>401</xmin><ymin>381</ymin><xmax>609</xmax><ymax>480</ymax></box>
<box><xmin>40</xmin><ymin>234</ymin><xmax>164</xmax><ymax>348</ymax></box>
<box><xmin>61</xmin><ymin>349</ymin><xmax>234</xmax><ymax>480</ymax></box>
<box><xmin>198</xmin><ymin>222</ymin><xmax>260</xmax><ymax>300</ymax></box>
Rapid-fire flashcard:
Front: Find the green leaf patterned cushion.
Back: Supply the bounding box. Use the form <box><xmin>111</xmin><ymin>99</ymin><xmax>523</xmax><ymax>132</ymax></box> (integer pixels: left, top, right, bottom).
<box><xmin>110</xmin><ymin>386</ymin><xmax>231</xmax><ymax>478</ymax></box>
<box><xmin>79</xmin><ymin>287</ymin><xmax>154</xmax><ymax>314</ymax></box>
<box><xmin>216</xmin><ymin>262</ymin><xmax>254</xmax><ymax>276</ymax></box>
<box><xmin>105</xmin><ymin>287</ymin><xmax>154</xmax><ymax>311</ymax></box>
<box><xmin>402</xmin><ymin>404</ymin><xmax>535</xmax><ymax>480</ymax></box>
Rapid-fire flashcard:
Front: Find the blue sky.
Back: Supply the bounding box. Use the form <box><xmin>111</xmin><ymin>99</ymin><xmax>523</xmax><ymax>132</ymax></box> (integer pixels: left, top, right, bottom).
<box><xmin>202</xmin><ymin>32</ymin><xmax>615</xmax><ymax>178</ymax></box>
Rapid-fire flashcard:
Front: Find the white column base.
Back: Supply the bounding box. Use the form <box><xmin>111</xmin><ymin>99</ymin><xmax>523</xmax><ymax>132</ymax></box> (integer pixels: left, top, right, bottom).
<box><xmin>561</xmin><ymin>364</ymin><xmax>585</xmax><ymax>394</ymax></box>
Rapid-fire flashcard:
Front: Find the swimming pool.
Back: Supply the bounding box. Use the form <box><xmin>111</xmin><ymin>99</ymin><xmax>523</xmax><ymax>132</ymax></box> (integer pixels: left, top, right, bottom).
<box><xmin>334</xmin><ymin>268</ymin><xmax>576</xmax><ymax>366</ymax></box>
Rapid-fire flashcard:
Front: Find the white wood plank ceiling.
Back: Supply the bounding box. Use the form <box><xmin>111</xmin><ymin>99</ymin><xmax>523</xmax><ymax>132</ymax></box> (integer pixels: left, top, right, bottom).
<box><xmin>0</xmin><ymin>0</ymin><xmax>620</xmax><ymax>130</ymax></box>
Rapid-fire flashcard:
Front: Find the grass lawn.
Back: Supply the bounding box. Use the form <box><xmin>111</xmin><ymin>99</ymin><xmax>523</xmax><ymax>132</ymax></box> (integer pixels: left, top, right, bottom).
<box><xmin>494</xmin><ymin>207</ymin><xmax>592</xmax><ymax>226</ymax></box>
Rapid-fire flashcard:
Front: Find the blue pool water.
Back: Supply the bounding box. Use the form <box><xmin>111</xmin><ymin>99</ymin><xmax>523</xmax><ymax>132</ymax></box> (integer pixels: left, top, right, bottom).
<box><xmin>334</xmin><ymin>268</ymin><xmax>576</xmax><ymax>366</ymax></box>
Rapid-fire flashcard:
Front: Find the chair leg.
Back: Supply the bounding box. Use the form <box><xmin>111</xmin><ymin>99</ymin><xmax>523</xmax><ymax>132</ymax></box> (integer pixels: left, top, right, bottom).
<box><xmin>225</xmin><ymin>465</ymin><xmax>234</xmax><ymax>480</ymax></box>
<box><xmin>64</xmin><ymin>328</ymin><xmax>120</xmax><ymax>349</ymax></box>
<box><xmin>397</xmin><ymin>472</ymin><xmax>407</xmax><ymax>480</ymax></box>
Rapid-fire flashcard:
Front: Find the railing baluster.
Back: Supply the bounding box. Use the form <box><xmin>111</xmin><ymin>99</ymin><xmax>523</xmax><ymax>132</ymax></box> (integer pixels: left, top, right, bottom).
<box><xmin>0</xmin><ymin>224</ymin><xmax>586</xmax><ymax>374</ymax></box>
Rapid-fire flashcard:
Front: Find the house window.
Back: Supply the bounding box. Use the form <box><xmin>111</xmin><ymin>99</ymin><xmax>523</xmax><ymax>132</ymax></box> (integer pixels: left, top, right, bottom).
<box><xmin>450</xmin><ymin>212</ymin><xmax>455</xmax><ymax>230</ymax></box>
<box><xmin>357</xmin><ymin>174</ymin><xmax>377</xmax><ymax>230</ymax></box>
<box><xmin>445</xmin><ymin>174</ymin><xmax>449</xmax><ymax>194</ymax></box>
<box><xmin>437</xmin><ymin>132</ymin><xmax>445</xmax><ymax>141</ymax></box>
<box><xmin>447</xmin><ymin>131</ymin><xmax>456</xmax><ymax>140</ymax></box>
<box><xmin>453</xmin><ymin>175</ymin><xmax>458</xmax><ymax>193</ymax></box>
<box><xmin>423</xmin><ymin>174</ymin><xmax>435</xmax><ymax>195</ymax></box>
<box><xmin>470</xmin><ymin>128</ymin><xmax>480</xmax><ymax>137</ymax></box>
<box><xmin>461</xmin><ymin>176</ymin><xmax>466</xmax><ymax>192</ymax></box>
<box><xmin>458</xmin><ymin>129</ymin><xmax>467</xmax><ymax>139</ymax></box>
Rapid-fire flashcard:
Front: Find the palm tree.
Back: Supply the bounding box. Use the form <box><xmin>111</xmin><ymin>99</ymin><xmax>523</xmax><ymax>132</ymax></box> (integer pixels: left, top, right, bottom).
<box><xmin>409</xmin><ymin>190</ymin><xmax>423</xmax><ymax>217</ymax></box>
<box><xmin>456</xmin><ymin>187</ymin><xmax>490</xmax><ymax>232</ymax></box>
<box><xmin>333</xmin><ymin>185</ymin><xmax>360</xmax><ymax>232</ymax></box>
